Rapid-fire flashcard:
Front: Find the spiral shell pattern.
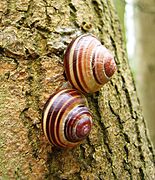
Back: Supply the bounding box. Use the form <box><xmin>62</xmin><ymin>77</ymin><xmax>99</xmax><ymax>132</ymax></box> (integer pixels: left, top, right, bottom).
<box><xmin>42</xmin><ymin>89</ymin><xmax>93</xmax><ymax>148</ymax></box>
<box><xmin>64</xmin><ymin>34</ymin><xmax>116</xmax><ymax>93</ymax></box>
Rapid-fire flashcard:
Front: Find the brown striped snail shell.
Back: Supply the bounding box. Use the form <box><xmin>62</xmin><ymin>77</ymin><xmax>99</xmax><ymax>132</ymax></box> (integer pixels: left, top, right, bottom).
<box><xmin>42</xmin><ymin>89</ymin><xmax>93</xmax><ymax>148</ymax></box>
<box><xmin>64</xmin><ymin>34</ymin><xmax>116</xmax><ymax>93</ymax></box>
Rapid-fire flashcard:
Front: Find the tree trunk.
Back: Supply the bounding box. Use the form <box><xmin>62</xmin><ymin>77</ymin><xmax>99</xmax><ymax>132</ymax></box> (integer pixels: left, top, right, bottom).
<box><xmin>134</xmin><ymin>0</ymin><xmax>155</xmax><ymax>147</ymax></box>
<box><xmin>0</xmin><ymin>0</ymin><xmax>154</xmax><ymax>179</ymax></box>
<box><xmin>113</xmin><ymin>0</ymin><xmax>126</xmax><ymax>43</ymax></box>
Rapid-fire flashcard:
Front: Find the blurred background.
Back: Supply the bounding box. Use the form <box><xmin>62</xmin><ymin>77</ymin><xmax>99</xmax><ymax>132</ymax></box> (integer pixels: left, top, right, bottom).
<box><xmin>113</xmin><ymin>0</ymin><xmax>155</xmax><ymax>147</ymax></box>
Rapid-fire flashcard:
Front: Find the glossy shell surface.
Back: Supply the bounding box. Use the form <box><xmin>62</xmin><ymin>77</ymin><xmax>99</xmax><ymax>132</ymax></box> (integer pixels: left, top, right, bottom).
<box><xmin>64</xmin><ymin>34</ymin><xmax>116</xmax><ymax>93</ymax></box>
<box><xmin>42</xmin><ymin>89</ymin><xmax>93</xmax><ymax>148</ymax></box>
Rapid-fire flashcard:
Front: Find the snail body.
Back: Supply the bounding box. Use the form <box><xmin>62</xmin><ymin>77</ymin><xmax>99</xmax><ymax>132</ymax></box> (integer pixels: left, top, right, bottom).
<box><xmin>64</xmin><ymin>34</ymin><xmax>116</xmax><ymax>93</ymax></box>
<box><xmin>42</xmin><ymin>89</ymin><xmax>92</xmax><ymax>148</ymax></box>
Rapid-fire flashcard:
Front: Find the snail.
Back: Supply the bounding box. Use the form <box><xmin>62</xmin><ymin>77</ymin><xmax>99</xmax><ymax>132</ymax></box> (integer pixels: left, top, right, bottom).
<box><xmin>64</xmin><ymin>34</ymin><xmax>116</xmax><ymax>93</ymax></box>
<box><xmin>42</xmin><ymin>88</ymin><xmax>93</xmax><ymax>148</ymax></box>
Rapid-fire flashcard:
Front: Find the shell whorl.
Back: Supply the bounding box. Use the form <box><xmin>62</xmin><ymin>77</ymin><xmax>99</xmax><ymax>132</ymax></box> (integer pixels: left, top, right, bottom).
<box><xmin>64</xmin><ymin>34</ymin><xmax>116</xmax><ymax>93</ymax></box>
<box><xmin>42</xmin><ymin>89</ymin><xmax>92</xmax><ymax>148</ymax></box>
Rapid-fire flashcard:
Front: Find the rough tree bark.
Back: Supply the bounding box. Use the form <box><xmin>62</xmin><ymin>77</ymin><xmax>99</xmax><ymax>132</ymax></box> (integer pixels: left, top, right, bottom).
<box><xmin>0</xmin><ymin>0</ymin><xmax>154</xmax><ymax>179</ymax></box>
<box><xmin>134</xmin><ymin>0</ymin><xmax>155</xmax><ymax>147</ymax></box>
